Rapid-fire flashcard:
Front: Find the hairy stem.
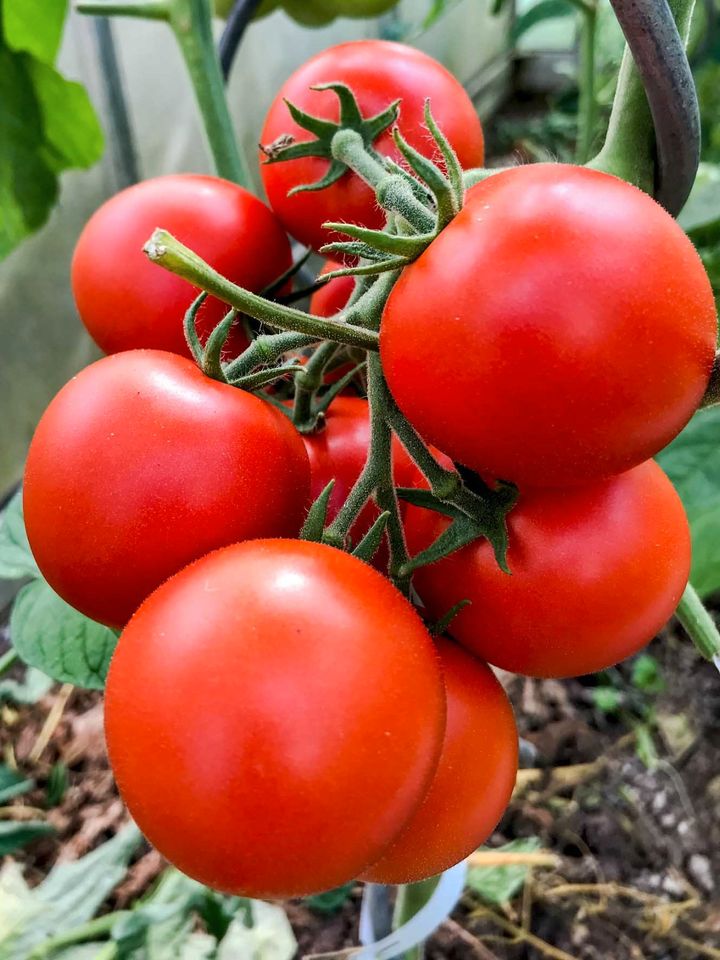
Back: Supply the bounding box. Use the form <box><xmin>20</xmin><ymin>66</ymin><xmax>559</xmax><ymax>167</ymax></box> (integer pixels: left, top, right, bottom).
<box><xmin>675</xmin><ymin>582</ymin><xmax>720</xmax><ymax>662</ymax></box>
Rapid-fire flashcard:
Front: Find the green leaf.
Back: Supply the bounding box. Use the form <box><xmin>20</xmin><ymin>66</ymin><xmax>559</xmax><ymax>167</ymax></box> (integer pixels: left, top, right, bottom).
<box><xmin>657</xmin><ymin>406</ymin><xmax>720</xmax><ymax>597</ymax></box>
<box><xmin>0</xmin><ymin>33</ymin><xmax>103</xmax><ymax>260</ymax></box>
<box><xmin>630</xmin><ymin>654</ymin><xmax>665</xmax><ymax>694</ymax></box>
<box><xmin>0</xmin><ymin>820</ymin><xmax>54</xmax><ymax>856</ymax></box>
<box><xmin>45</xmin><ymin>762</ymin><xmax>68</xmax><ymax>808</ymax></box>
<box><xmin>28</xmin><ymin>58</ymin><xmax>104</xmax><ymax>174</ymax></box>
<box><xmin>0</xmin><ymin>824</ymin><xmax>142</xmax><ymax>960</ymax></box>
<box><xmin>678</xmin><ymin>163</ymin><xmax>720</xmax><ymax>239</ymax></box>
<box><xmin>3</xmin><ymin>0</ymin><xmax>68</xmax><ymax>64</ymax></box>
<box><xmin>466</xmin><ymin>838</ymin><xmax>542</xmax><ymax>905</ymax></box>
<box><xmin>512</xmin><ymin>0</ymin><xmax>574</xmax><ymax>43</ymax></box>
<box><xmin>0</xmin><ymin>666</ymin><xmax>54</xmax><ymax>705</ymax></box>
<box><xmin>10</xmin><ymin>580</ymin><xmax>118</xmax><ymax>689</ymax></box>
<box><xmin>0</xmin><ymin>765</ymin><xmax>34</xmax><ymax>804</ymax></box>
<box><xmin>305</xmin><ymin>883</ymin><xmax>354</xmax><ymax>915</ymax></box>
<box><xmin>216</xmin><ymin>903</ymin><xmax>296</xmax><ymax>960</ymax></box>
<box><xmin>591</xmin><ymin>686</ymin><xmax>622</xmax><ymax>714</ymax></box>
<box><xmin>0</xmin><ymin>490</ymin><xmax>39</xmax><ymax>580</ymax></box>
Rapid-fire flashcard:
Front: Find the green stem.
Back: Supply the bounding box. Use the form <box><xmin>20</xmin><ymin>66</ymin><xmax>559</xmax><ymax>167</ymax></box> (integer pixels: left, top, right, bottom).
<box><xmin>675</xmin><ymin>582</ymin><xmax>720</xmax><ymax>662</ymax></box>
<box><xmin>393</xmin><ymin>877</ymin><xmax>441</xmax><ymax>960</ymax></box>
<box><xmin>28</xmin><ymin>912</ymin><xmax>130</xmax><ymax>960</ymax></box>
<box><xmin>0</xmin><ymin>648</ymin><xmax>19</xmax><ymax>677</ymax></box>
<box><xmin>575</xmin><ymin>1</ymin><xmax>598</xmax><ymax>164</ymax></box>
<box><xmin>143</xmin><ymin>229</ymin><xmax>380</xmax><ymax>351</ymax></box>
<box><xmin>171</xmin><ymin>0</ymin><xmax>251</xmax><ymax>186</ymax></box>
<box><xmin>588</xmin><ymin>0</ymin><xmax>696</xmax><ymax>194</ymax></box>
<box><xmin>293</xmin><ymin>341</ymin><xmax>338</xmax><ymax>431</ymax></box>
<box><xmin>76</xmin><ymin>0</ymin><xmax>250</xmax><ymax>187</ymax></box>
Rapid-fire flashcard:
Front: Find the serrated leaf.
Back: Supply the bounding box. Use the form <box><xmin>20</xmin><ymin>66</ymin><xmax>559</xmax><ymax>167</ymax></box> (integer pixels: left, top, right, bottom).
<box><xmin>10</xmin><ymin>579</ymin><xmax>118</xmax><ymax>689</ymax></box>
<box><xmin>0</xmin><ymin>821</ymin><xmax>54</xmax><ymax>856</ymax></box>
<box><xmin>0</xmin><ymin>765</ymin><xmax>34</xmax><ymax>804</ymax></box>
<box><xmin>657</xmin><ymin>407</ymin><xmax>720</xmax><ymax>597</ymax></box>
<box><xmin>3</xmin><ymin>0</ymin><xmax>68</xmax><ymax>64</ymax></box>
<box><xmin>0</xmin><ymin>666</ymin><xmax>53</xmax><ymax>705</ymax></box>
<box><xmin>466</xmin><ymin>838</ymin><xmax>542</xmax><ymax>905</ymax></box>
<box><xmin>0</xmin><ymin>490</ymin><xmax>39</xmax><ymax>581</ymax></box>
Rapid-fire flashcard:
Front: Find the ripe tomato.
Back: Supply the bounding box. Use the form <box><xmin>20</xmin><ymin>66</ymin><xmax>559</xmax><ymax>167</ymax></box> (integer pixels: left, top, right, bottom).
<box><xmin>72</xmin><ymin>175</ymin><xmax>292</xmax><ymax>360</ymax></box>
<box><xmin>362</xmin><ymin>638</ymin><xmax>517</xmax><ymax>883</ymax></box>
<box><xmin>406</xmin><ymin>460</ymin><xmax>691</xmax><ymax>679</ymax></box>
<box><xmin>260</xmin><ymin>41</ymin><xmax>485</xmax><ymax>251</ymax></box>
<box><xmin>24</xmin><ymin>351</ymin><xmax>310</xmax><ymax>629</ymax></box>
<box><xmin>104</xmin><ymin>539</ymin><xmax>446</xmax><ymax>897</ymax></box>
<box><xmin>380</xmin><ymin>164</ymin><xmax>717</xmax><ymax>488</ymax></box>
<box><xmin>310</xmin><ymin>260</ymin><xmax>355</xmax><ymax>317</ymax></box>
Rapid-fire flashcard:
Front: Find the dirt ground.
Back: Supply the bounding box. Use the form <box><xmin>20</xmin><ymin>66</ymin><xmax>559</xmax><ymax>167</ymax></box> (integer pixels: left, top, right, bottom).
<box><xmin>2</xmin><ymin>617</ymin><xmax>719</xmax><ymax>960</ymax></box>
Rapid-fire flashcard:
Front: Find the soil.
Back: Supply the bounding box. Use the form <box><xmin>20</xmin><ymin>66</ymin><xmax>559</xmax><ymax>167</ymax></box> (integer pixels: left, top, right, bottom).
<box><xmin>2</xmin><ymin>615</ymin><xmax>719</xmax><ymax>960</ymax></box>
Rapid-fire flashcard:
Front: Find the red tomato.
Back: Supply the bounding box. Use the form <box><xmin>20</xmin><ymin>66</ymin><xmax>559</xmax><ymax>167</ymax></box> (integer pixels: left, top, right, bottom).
<box><xmin>310</xmin><ymin>260</ymin><xmax>355</xmax><ymax>317</ymax></box>
<box><xmin>380</xmin><ymin>164</ymin><xmax>717</xmax><ymax>488</ymax></box>
<box><xmin>260</xmin><ymin>41</ymin><xmax>485</xmax><ymax>251</ymax></box>
<box><xmin>72</xmin><ymin>175</ymin><xmax>292</xmax><ymax>360</ymax></box>
<box><xmin>104</xmin><ymin>539</ymin><xmax>446</xmax><ymax>897</ymax></box>
<box><xmin>24</xmin><ymin>351</ymin><xmax>310</xmax><ymax>629</ymax></box>
<box><xmin>406</xmin><ymin>460</ymin><xmax>691</xmax><ymax>679</ymax></box>
<box><xmin>362</xmin><ymin>638</ymin><xmax>517</xmax><ymax>883</ymax></box>
<box><xmin>303</xmin><ymin>396</ymin><xmax>447</xmax><ymax>562</ymax></box>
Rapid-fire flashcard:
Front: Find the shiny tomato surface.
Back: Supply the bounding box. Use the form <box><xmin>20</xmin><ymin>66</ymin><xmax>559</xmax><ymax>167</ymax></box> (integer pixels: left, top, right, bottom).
<box><xmin>406</xmin><ymin>461</ymin><xmax>691</xmax><ymax>678</ymax></box>
<box><xmin>261</xmin><ymin>41</ymin><xmax>485</xmax><ymax>251</ymax></box>
<box><xmin>104</xmin><ymin>539</ymin><xmax>446</xmax><ymax>897</ymax></box>
<box><xmin>72</xmin><ymin>175</ymin><xmax>291</xmax><ymax>359</ymax></box>
<box><xmin>381</xmin><ymin>164</ymin><xmax>717</xmax><ymax>488</ymax></box>
<box><xmin>24</xmin><ymin>351</ymin><xmax>310</xmax><ymax>628</ymax></box>
<box><xmin>363</xmin><ymin>638</ymin><xmax>518</xmax><ymax>883</ymax></box>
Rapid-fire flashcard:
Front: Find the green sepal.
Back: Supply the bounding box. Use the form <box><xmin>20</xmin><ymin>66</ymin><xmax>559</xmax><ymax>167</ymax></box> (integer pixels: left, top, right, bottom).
<box><xmin>392</xmin><ymin>125</ymin><xmax>456</xmax><ymax>228</ymax></box>
<box><xmin>395</xmin><ymin>487</ymin><xmax>464</xmax><ymax>519</ymax></box>
<box><xmin>431</xmin><ymin>599</ymin><xmax>472</xmax><ymax>637</ymax></box>
<box><xmin>319</xmin><ymin>241</ymin><xmax>389</xmax><ymax>262</ymax></box>
<box><xmin>318</xmin><ymin>252</ymin><xmax>411</xmax><ymax>277</ymax></box>
<box><xmin>259</xmin><ymin>83</ymin><xmax>400</xmax><ymax>194</ymax></box>
<box><xmin>300</xmin><ymin>481</ymin><xmax>335</xmax><ymax>542</ymax></box>
<box><xmin>228</xmin><ymin>361</ymin><xmax>305</xmax><ymax>390</ymax></box>
<box><xmin>423</xmin><ymin>100</ymin><xmax>464</xmax><ymax>211</ymax></box>
<box><xmin>321</xmin><ymin>221</ymin><xmax>432</xmax><ymax>258</ymax></box>
<box><xmin>183</xmin><ymin>291</ymin><xmax>207</xmax><ymax>365</ymax></box>
<box><xmin>202</xmin><ymin>309</ymin><xmax>237</xmax><ymax>382</ymax></box>
<box><xmin>383</xmin><ymin>158</ymin><xmax>434</xmax><ymax>206</ymax></box>
<box><xmin>313</xmin><ymin>361</ymin><xmax>367</xmax><ymax>416</ymax></box>
<box><xmin>352</xmin><ymin>511</ymin><xmax>390</xmax><ymax>563</ymax></box>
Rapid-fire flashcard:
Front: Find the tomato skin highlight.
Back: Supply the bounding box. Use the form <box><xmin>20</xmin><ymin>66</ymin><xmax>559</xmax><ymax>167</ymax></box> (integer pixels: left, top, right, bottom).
<box><xmin>380</xmin><ymin>164</ymin><xmax>718</xmax><ymax>488</ymax></box>
<box><xmin>310</xmin><ymin>260</ymin><xmax>355</xmax><ymax>317</ymax></box>
<box><xmin>362</xmin><ymin>638</ymin><xmax>518</xmax><ymax>883</ymax></box>
<box><xmin>406</xmin><ymin>461</ymin><xmax>691</xmax><ymax>679</ymax></box>
<box><xmin>104</xmin><ymin>539</ymin><xmax>446</xmax><ymax>898</ymax></box>
<box><xmin>72</xmin><ymin>174</ymin><xmax>292</xmax><ymax>360</ymax></box>
<box><xmin>23</xmin><ymin>351</ymin><xmax>310</xmax><ymax>629</ymax></box>
<box><xmin>260</xmin><ymin>41</ymin><xmax>485</xmax><ymax>251</ymax></box>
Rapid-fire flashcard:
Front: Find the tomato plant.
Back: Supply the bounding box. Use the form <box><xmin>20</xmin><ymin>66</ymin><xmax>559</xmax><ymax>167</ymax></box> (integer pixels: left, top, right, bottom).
<box><xmin>104</xmin><ymin>539</ymin><xmax>446</xmax><ymax>897</ymax></box>
<box><xmin>362</xmin><ymin>638</ymin><xmax>518</xmax><ymax>884</ymax></box>
<box><xmin>406</xmin><ymin>461</ymin><xmax>692</xmax><ymax>678</ymax></box>
<box><xmin>260</xmin><ymin>41</ymin><xmax>485</xmax><ymax>251</ymax></box>
<box><xmin>380</xmin><ymin>164</ymin><xmax>718</xmax><ymax>488</ymax></box>
<box><xmin>23</xmin><ymin>351</ymin><xmax>310</xmax><ymax>629</ymax></box>
<box><xmin>72</xmin><ymin>175</ymin><xmax>292</xmax><ymax>360</ymax></box>
<box><xmin>310</xmin><ymin>260</ymin><xmax>355</xmax><ymax>317</ymax></box>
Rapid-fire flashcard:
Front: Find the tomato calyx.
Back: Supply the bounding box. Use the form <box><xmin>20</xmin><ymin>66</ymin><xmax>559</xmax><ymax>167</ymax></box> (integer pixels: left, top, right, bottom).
<box><xmin>259</xmin><ymin>82</ymin><xmax>401</xmax><ymax>196</ymax></box>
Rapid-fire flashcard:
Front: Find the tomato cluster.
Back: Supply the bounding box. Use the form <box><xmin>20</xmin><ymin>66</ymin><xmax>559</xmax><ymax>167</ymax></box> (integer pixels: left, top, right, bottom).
<box><xmin>22</xmin><ymin>38</ymin><xmax>716</xmax><ymax>899</ymax></box>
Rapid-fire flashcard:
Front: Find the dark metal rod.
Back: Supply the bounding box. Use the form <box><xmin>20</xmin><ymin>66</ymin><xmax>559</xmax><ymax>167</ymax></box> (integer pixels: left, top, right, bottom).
<box><xmin>219</xmin><ymin>0</ymin><xmax>263</xmax><ymax>81</ymax></box>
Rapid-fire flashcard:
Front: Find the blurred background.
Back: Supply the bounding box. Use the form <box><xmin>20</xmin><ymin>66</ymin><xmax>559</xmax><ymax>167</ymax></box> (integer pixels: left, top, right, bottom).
<box><xmin>2</xmin><ymin>2</ymin><xmax>720</xmax><ymax>958</ymax></box>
